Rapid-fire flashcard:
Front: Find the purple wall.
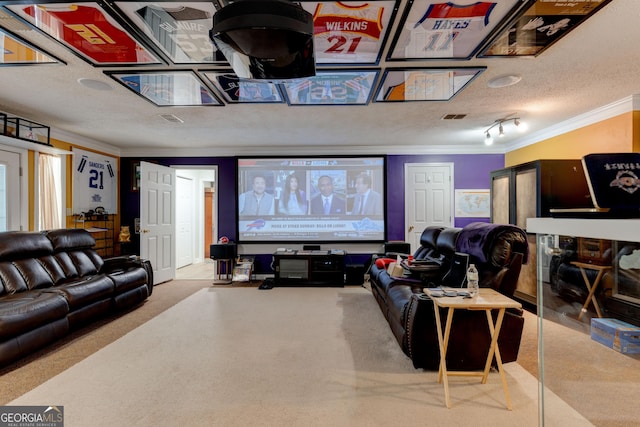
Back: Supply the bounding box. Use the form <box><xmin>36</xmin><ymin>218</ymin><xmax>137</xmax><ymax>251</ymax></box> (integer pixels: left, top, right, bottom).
<box><xmin>120</xmin><ymin>153</ymin><xmax>504</xmax><ymax>259</ymax></box>
<box><xmin>385</xmin><ymin>154</ymin><xmax>504</xmax><ymax>240</ymax></box>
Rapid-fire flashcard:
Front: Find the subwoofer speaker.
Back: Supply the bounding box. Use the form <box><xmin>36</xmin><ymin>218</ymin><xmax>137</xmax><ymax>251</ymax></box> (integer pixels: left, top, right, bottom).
<box><xmin>346</xmin><ymin>264</ymin><xmax>365</xmax><ymax>286</ymax></box>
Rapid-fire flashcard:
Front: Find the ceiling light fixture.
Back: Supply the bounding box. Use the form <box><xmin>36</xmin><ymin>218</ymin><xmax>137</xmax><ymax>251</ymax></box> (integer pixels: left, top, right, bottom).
<box><xmin>483</xmin><ymin>117</ymin><xmax>526</xmax><ymax>143</ymax></box>
<box><xmin>487</xmin><ymin>74</ymin><xmax>522</xmax><ymax>88</ymax></box>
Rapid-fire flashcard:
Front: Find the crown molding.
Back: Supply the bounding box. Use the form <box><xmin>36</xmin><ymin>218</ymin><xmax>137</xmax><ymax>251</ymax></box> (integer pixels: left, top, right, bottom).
<box><xmin>50</xmin><ymin>128</ymin><xmax>121</xmax><ymax>157</ymax></box>
<box><xmin>505</xmin><ymin>94</ymin><xmax>639</xmax><ymax>152</ymax></box>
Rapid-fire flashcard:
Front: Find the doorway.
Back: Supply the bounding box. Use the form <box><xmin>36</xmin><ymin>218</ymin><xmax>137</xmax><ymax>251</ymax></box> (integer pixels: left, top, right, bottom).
<box><xmin>404</xmin><ymin>163</ymin><xmax>454</xmax><ymax>252</ymax></box>
<box><xmin>174</xmin><ymin>167</ymin><xmax>217</xmax><ymax>280</ymax></box>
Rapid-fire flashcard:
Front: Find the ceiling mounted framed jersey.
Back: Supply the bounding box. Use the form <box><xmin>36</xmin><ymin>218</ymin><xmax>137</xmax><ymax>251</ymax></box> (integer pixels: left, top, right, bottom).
<box><xmin>387</xmin><ymin>0</ymin><xmax>523</xmax><ymax>60</ymax></box>
<box><xmin>114</xmin><ymin>1</ymin><xmax>227</xmax><ymax>64</ymax></box>
<box><xmin>300</xmin><ymin>0</ymin><xmax>399</xmax><ymax>65</ymax></box>
<box><xmin>6</xmin><ymin>2</ymin><xmax>162</xmax><ymax>65</ymax></box>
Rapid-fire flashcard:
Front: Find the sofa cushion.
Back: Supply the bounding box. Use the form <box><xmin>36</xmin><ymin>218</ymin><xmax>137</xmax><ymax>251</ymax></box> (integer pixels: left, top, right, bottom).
<box><xmin>13</xmin><ymin>259</ymin><xmax>55</xmax><ymax>290</ymax></box>
<box><xmin>46</xmin><ymin>275</ymin><xmax>114</xmax><ymax>310</ymax></box>
<box><xmin>0</xmin><ymin>291</ymin><xmax>69</xmax><ymax>340</ymax></box>
<box><xmin>46</xmin><ymin>229</ymin><xmax>95</xmax><ymax>251</ymax></box>
<box><xmin>0</xmin><ymin>262</ymin><xmax>28</xmax><ymax>295</ymax></box>
<box><xmin>108</xmin><ymin>267</ymin><xmax>148</xmax><ymax>294</ymax></box>
<box><xmin>68</xmin><ymin>251</ymin><xmax>101</xmax><ymax>277</ymax></box>
<box><xmin>37</xmin><ymin>255</ymin><xmax>68</xmax><ymax>284</ymax></box>
<box><xmin>0</xmin><ymin>232</ymin><xmax>52</xmax><ymax>262</ymax></box>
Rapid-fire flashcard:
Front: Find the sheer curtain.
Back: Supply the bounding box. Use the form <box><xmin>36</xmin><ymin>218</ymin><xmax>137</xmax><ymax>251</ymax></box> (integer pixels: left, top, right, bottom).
<box><xmin>39</xmin><ymin>153</ymin><xmax>61</xmax><ymax>230</ymax></box>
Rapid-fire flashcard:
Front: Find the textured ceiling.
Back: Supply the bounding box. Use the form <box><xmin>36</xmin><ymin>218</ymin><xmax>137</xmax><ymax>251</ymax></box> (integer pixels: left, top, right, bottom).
<box><xmin>0</xmin><ymin>0</ymin><xmax>638</xmax><ymax>157</ymax></box>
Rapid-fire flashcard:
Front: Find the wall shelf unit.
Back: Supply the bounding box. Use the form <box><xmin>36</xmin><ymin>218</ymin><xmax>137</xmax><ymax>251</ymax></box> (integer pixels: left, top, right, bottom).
<box><xmin>73</xmin><ymin>214</ymin><xmax>115</xmax><ymax>258</ymax></box>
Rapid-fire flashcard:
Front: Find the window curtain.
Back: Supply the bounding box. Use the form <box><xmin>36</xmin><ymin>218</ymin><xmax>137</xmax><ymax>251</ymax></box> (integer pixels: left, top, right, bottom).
<box><xmin>39</xmin><ymin>153</ymin><xmax>61</xmax><ymax>230</ymax></box>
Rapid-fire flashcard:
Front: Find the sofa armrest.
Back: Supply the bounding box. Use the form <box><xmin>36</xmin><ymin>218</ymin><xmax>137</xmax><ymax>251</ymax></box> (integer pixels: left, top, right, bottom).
<box><xmin>101</xmin><ymin>256</ymin><xmax>154</xmax><ymax>295</ymax></box>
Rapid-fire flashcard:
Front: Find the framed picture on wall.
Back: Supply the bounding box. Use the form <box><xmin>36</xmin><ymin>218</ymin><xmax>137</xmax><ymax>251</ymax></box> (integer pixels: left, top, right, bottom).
<box><xmin>131</xmin><ymin>163</ymin><xmax>141</xmax><ymax>192</ymax></box>
<box><xmin>72</xmin><ymin>148</ymin><xmax>118</xmax><ymax>215</ymax></box>
<box><xmin>455</xmin><ymin>189</ymin><xmax>490</xmax><ymax>218</ymax></box>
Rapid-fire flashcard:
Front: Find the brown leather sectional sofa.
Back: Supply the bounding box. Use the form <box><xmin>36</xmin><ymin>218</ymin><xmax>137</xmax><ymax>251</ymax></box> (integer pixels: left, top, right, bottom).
<box><xmin>0</xmin><ymin>229</ymin><xmax>153</xmax><ymax>367</ymax></box>
<box><xmin>369</xmin><ymin>222</ymin><xmax>529</xmax><ymax>370</ymax></box>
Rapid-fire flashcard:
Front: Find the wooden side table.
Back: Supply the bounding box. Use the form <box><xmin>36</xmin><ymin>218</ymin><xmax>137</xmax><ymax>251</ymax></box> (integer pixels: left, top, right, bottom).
<box><xmin>424</xmin><ymin>287</ymin><xmax>522</xmax><ymax>410</ymax></box>
<box><xmin>570</xmin><ymin>261</ymin><xmax>611</xmax><ymax>320</ymax></box>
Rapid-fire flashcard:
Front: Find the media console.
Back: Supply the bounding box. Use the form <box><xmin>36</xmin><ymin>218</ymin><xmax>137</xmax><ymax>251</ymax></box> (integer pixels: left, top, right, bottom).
<box><xmin>273</xmin><ymin>250</ymin><xmax>345</xmax><ymax>287</ymax></box>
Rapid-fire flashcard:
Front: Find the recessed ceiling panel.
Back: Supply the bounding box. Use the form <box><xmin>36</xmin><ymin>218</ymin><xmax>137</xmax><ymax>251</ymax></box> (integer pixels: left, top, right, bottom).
<box><xmin>0</xmin><ymin>26</ymin><xmax>62</xmax><ymax>65</ymax></box>
<box><xmin>113</xmin><ymin>1</ymin><xmax>227</xmax><ymax>64</ymax></box>
<box><xmin>5</xmin><ymin>2</ymin><xmax>162</xmax><ymax>65</ymax></box>
<box><xmin>106</xmin><ymin>70</ymin><xmax>222</xmax><ymax>106</ymax></box>
<box><xmin>299</xmin><ymin>0</ymin><xmax>399</xmax><ymax>65</ymax></box>
<box><xmin>375</xmin><ymin>67</ymin><xmax>485</xmax><ymax>102</ymax></box>
<box><xmin>201</xmin><ymin>70</ymin><xmax>285</xmax><ymax>104</ymax></box>
<box><xmin>281</xmin><ymin>69</ymin><xmax>379</xmax><ymax>105</ymax></box>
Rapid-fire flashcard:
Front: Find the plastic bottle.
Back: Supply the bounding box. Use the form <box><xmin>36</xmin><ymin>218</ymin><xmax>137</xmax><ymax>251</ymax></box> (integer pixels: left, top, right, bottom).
<box><xmin>466</xmin><ymin>264</ymin><xmax>479</xmax><ymax>297</ymax></box>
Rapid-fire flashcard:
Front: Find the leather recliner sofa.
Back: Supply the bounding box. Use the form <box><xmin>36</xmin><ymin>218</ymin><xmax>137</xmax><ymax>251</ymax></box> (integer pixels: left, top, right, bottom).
<box><xmin>0</xmin><ymin>228</ymin><xmax>153</xmax><ymax>367</ymax></box>
<box><xmin>369</xmin><ymin>222</ymin><xmax>529</xmax><ymax>370</ymax></box>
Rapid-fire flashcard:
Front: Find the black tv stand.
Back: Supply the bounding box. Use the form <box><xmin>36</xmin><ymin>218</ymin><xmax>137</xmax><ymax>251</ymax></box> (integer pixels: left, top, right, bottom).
<box><xmin>273</xmin><ymin>250</ymin><xmax>345</xmax><ymax>287</ymax></box>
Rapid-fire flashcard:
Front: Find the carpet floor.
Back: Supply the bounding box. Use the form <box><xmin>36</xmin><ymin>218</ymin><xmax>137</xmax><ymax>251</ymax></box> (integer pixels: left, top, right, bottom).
<box><xmin>6</xmin><ymin>286</ymin><xmax>591</xmax><ymax>427</ymax></box>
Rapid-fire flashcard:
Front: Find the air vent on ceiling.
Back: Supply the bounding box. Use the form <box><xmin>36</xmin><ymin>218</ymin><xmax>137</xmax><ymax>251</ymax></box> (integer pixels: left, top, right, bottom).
<box><xmin>159</xmin><ymin>114</ymin><xmax>184</xmax><ymax>124</ymax></box>
<box><xmin>441</xmin><ymin>114</ymin><xmax>467</xmax><ymax>120</ymax></box>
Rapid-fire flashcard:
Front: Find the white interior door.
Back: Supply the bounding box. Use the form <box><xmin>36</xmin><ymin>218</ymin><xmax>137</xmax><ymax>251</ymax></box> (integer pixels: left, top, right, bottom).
<box><xmin>140</xmin><ymin>161</ymin><xmax>176</xmax><ymax>285</ymax></box>
<box><xmin>404</xmin><ymin>163</ymin><xmax>453</xmax><ymax>251</ymax></box>
<box><xmin>176</xmin><ymin>175</ymin><xmax>194</xmax><ymax>268</ymax></box>
<box><xmin>0</xmin><ymin>149</ymin><xmax>22</xmax><ymax>231</ymax></box>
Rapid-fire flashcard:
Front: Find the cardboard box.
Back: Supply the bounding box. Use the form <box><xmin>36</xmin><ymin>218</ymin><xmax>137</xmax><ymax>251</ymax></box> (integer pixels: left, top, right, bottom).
<box><xmin>591</xmin><ymin>318</ymin><xmax>640</xmax><ymax>354</ymax></box>
<box><xmin>387</xmin><ymin>262</ymin><xmax>404</xmax><ymax>278</ymax></box>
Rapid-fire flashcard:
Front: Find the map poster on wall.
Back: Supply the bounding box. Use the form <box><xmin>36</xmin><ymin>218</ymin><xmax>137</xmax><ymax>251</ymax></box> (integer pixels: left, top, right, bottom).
<box><xmin>454</xmin><ymin>189</ymin><xmax>490</xmax><ymax>218</ymax></box>
<box><xmin>73</xmin><ymin>148</ymin><xmax>118</xmax><ymax>214</ymax></box>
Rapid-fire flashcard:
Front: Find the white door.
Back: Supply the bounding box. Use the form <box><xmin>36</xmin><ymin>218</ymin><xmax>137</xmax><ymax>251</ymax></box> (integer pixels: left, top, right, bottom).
<box><xmin>176</xmin><ymin>175</ymin><xmax>194</xmax><ymax>268</ymax></box>
<box><xmin>404</xmin><ymin>163</ymin><xmax>453</xmax><ymax>251</ymax></box>
<box><xmin>0</xmin><ymin>149</ymin><xmax>21</xmax><ymax>231</ymax></box>
<box><xmin>140</xmin><ymin>161</ymin><xmax>176</xmax><ymax>285</ymax></box>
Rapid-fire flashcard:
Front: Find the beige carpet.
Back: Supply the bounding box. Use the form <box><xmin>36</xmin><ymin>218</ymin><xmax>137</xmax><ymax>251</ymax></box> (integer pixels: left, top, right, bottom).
<box><xmin>8</xmin><ymin>287</ymin><xmax>591</xmax><ymax>427</ymax></box>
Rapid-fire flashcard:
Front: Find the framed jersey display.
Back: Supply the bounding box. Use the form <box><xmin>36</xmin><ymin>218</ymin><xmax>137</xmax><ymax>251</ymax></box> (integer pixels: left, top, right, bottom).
<box><xmin>299</xmin><ymin>0</ymin><xmax>399</xmax><ymax>65</ymax></box>
<box><xmin>73</xmin><ymin>148</ymin><xmax>118</xmax><ymax>214</ymax></box>
<box><xmin>281</xmin><ymin>69</ymin><xmax>379</xmax><ymax>105</ymax></box>
<box><xmin>201</xmin><ymin>71</ymin><xmax>285</xmax><ymax>104</ymax></box>
<box><xmin>478</xmin><ymin>0</ymin><xmax>613</xmax><ymax>57</ymax></box>
<box><xmin>5</xmin><ymin>2</ymin><xmax>162</xmax><ymax>65</ymax></box>
<box><xmin>113</xmin><ymin>1</ymin><xmax>227</xmax><ymax>64</ymax></box>
<box><xmin>106</xmin><ymin>70</ymin><xmax>223</xmax><ymax>106</ymax></box>
<box><xmin>387</xmin><ymin>0</ymin><xmax>523</xmax><ymax>60</ymax></box>
<box><xmin>0</xmin><ymin>26</ymin><xmax>62</xmax><ymax>65</ymax></box>
<box><xmin>374</xmin><ymin>66</ymin><xmax>484</xmax><ymax>102</ymax></box>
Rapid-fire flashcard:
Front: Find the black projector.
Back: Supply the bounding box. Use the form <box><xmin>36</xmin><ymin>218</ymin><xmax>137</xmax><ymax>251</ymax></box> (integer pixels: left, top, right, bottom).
<box><xmin>210</xmin><ymin>0</ymin><xmax>316</xmax><ymax>80</ymax></box>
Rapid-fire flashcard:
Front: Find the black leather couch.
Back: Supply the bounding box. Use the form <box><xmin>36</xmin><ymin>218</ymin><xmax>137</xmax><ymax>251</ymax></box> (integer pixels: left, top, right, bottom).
<box><xmin>0</xmin><ymin>229</ymin><xmax>153</xmax><ymax>367</ymax></box>
<box><xmin>369</xmin><ymin>222</ymin><xmax>529</xmax><ymax>370</ymax></box>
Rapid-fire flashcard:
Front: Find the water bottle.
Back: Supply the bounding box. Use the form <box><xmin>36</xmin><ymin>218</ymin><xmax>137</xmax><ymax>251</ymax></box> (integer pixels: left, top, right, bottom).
<box><xmin>466</xmin><ymin>264</ymin><xmax>479</xmax><ymax>297</ymax></box>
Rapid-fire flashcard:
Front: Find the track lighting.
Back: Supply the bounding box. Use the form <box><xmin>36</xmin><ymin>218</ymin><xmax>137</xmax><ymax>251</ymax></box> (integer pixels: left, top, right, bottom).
<box><xmin>482</xmin><ymin>117</ymin><xmax>526</xmax><ymax>143</ymax></box>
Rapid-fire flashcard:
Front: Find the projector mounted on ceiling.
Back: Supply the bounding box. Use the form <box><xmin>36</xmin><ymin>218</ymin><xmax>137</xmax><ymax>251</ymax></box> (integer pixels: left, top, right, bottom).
<box><xmin>210</xmin><ymin>0</ymin><xmax>316</xmax><ymax>81</ymax></box>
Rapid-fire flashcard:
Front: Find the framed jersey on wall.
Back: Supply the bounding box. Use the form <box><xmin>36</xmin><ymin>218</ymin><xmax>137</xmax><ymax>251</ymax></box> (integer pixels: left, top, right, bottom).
<box><xmin>73</xmin><ymin>148</ymin><xmax>118</xmax><ymax>214</ymax></box>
